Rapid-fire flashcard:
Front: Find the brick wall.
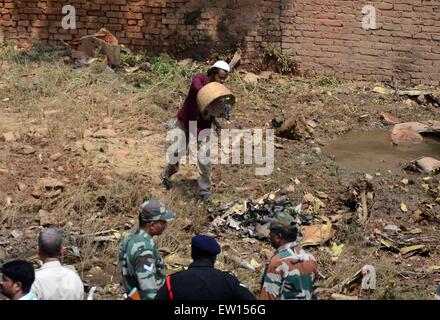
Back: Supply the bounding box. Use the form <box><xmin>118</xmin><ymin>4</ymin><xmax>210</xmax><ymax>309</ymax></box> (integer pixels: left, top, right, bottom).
<box><xmin>1</xmin><ymin>0</ymin><xmax>439</xmax><ymax>85</ymax></box>
<box><xmin>282</xmin><ymin>0</ymin><xmax>440</xmax><ymax>85</ymax></box>
<box><xmin>0</xmin><ymin>0</ymin><xmax>281</xmax><ymax>63</ymax></box>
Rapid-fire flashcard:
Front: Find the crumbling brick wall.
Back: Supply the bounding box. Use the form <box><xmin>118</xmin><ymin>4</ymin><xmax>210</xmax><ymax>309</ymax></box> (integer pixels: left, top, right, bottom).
<box><xmin>1</xmin><ymin>0</ymin><xmax>439</xmax><ymax>85</ymax></box>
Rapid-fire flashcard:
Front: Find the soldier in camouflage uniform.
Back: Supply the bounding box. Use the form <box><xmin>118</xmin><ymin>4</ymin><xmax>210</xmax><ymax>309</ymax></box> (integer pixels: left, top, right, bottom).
<box><xmin>260</xmin><ymin>211</ymin><xmax>319</xmax><ymax>300</ymax></box>
<box><xmin>119</xmin><ymin>199</ymin><xmax>175</xmax><ymax>300</ymax></box>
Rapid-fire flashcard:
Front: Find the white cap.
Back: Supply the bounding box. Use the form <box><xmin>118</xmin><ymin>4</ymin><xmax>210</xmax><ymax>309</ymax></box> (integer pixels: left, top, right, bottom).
<box><xmin>211</xmin><ymin>60</ymin><xmax>230</xmax><ymax>73</ymax></box>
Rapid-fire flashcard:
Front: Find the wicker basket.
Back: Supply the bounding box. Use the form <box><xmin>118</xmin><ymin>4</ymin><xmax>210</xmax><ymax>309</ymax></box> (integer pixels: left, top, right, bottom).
<box><xmin>197</xmin><ymin>82</ymin><xmax>236</xmax><ymax>120</ymax></box>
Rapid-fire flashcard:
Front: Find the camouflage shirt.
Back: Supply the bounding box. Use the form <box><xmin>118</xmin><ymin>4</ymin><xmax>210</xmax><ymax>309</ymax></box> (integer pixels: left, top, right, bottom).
<box><xmin>119</xmin><ymin>229</ymin><xmax>166</xmax><ymax>300</ymax></box>
<box><xmin>260</xmin><ymin>241</ymin><xmax>318</xmax><ymax>300</ymax></box>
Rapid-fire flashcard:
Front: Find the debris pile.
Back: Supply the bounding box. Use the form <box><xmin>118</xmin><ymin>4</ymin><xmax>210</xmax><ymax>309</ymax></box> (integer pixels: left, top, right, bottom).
<box><xmin>65</xmin><ymin>28</ymin><xmax>121</xmax><ymax>66</ymax></box>
<box><xmin>209</xmin><ymin>192</ymin><xmax>335</xmax><ymax>246</ymax></box>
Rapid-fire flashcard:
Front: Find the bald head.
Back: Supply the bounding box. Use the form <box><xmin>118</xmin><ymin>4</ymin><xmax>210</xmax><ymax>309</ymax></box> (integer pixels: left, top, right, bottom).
<box><xmin>38</xmin><ymin>228</ymin><xmax>63</xmax><ymax>258</ymax></box>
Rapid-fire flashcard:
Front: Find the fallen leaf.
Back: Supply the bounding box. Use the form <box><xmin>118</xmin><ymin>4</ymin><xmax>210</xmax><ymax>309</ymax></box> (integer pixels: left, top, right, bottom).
<box><xmin>301</xmin><ymin>223</ymin><xmax>334</xmax><ymax>247</ymax></box>
<box><xmin>329</xmin><ymin>242</ymin><xmax>344</xmax><ymax>261</ymax></box>
<box><xmin>401</xmin><ymin>178</ymin><xmax>409</xmax><ymax>185</ymax></box>
<box><xmin>250</xmin><ymin>258</ymin><xmax>261</xmax><ymax>269</ymax></box>
<box><xmin>400</xmin><ymin>244</ymin><xmax>427</xmax><ymax>255</ymax></box>
<box><xmin>400</xmin><ymin>203</ymin><xmax>408</xmax><ymax>213</ymax></box>
<box><xmin>422</xmin><ymin>184</ymin><xmax>430</xmax><ymax>192</ymax></box>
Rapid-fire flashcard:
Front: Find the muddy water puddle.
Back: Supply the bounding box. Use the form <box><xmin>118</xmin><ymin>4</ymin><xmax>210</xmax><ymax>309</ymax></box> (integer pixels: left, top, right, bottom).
<box><xmin>323</xmin><ymin>130</ymin><xmax>440</xmax><ymax>172</ymax></box>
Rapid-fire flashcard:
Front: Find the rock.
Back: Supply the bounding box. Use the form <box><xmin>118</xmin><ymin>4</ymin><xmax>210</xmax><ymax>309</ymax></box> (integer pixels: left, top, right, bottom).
<box><xmin>306</xmin><ymin>120</ymin><xmax>318</xmax><ymax>129</ymax></box>
<box><xmin>10</xmin><ymin>230</ymin><xmax>23</xmax><ymax>238</ymax></box>
<box><xmin>103</xmin><ymin>117</ymin><xmax>113</xmax><ymax>124</ymax></box>
<box><xmin>413</xmin><ymin>157</ymin><xmax>440</xmax><ymax>174</ymax></box>
<box><xmin>17</xmin><ymin>182</ymin><xmax>27</xmax><ymax>191</ymax></box>
<box><xmin>178</xmin><ymin>58</ymin><xmax>193</xmax><ymax>67</ymax></box>
<box><xmin>384</xmin><ymin>224</ymin><xmax>400</xmax><ymax>234</ymax></box>
<box><xmin>38</xmin><ymin>209</ymin><xmax>58</xmax><ymax>226</ymax></box>
<box><xmin>5</xmin><ymin>196</ymin><xmax>12</xmax><ymax>206</ymax></box>
<box><xmin>391</xmin><ymin>129</ymin><xmax>424</xmax><ymax>145</ymax></box>
<box><xmin>312</xmin><ymin>147</ymin><xmax>322</xmax><ymax>155</ymax></box>
<box><xmin>56</xmin><ymin>166</ymin><xmax>65</xmax><ymax>172</ymax></box>
<box><xmin>380</xmin><ymin>112</ymin><xmax>399</xmax><ymax>125</ymax></box>
<box><xmin>92</xmin><ymin>129</ymin><xmax>116</xmax><ymax>139</ymax></box>
<box><xmin>31</xmin><ymin>177</ymin><xmax>65</xmax><ymax>198</ymax></box>
<box><xmin>259</xmin><ymin>71</ymin><xmax>274</xmax><ymax>80</ymax></box>
<box><xmin>34</xmin><ymin>127</ymin><xmax>49</xmax><ymax>138</ymax></box>
<box><xmin>373</xmin><ymin>86</ymin><xmax>394</xmax><ymax>95</ymax></box>
<box><xmin>365</xmin><ymin>174</ymin><xmax>374</xmax><ymax>180</ymax></box>
<box><xmin>0</xmin><ymin>168</ymin><xmax>9</xmax><ymax>175</ymax></box>
<box><xmin>281</xmin><ymin>184</ymin><xmax>295</xmax><ymax>194</ymax></box>
<box><xmin>243</xmin><ymin>72</ymin><xmax>260</xmax><ymax>86</ymax></box>
<box><xmin>2</xmin><ymin>131</ymin><xmax>17</xmax><ymax>142</ymax></box>
<box><xmin>115</xmin><ymin>150</ymin><xmax>129</xmax><ymax>158</ymax></box>
<box><xmin>43</xmin><ymin>110</ymin><xmax>60</xmax><ymax>116</ymax></box>
<box><xmin>125</xmin><ymin>139</ymin><xmax>138</xmax><ymax>146</ymax></box>
<box><xmin>275</xmin><ymin>115</ymin><xmax>314</xmax><ymax>140</ymax></box>
<box><xmin>82</xmin><ymin>141</ymin><xmax>96</xmax><ymax>152</ymax></box>
<box><xmin>391</xmin><ymin>122</ymin><xmax>440</xmax><ymax>144</ymax></box>
<box><xmin>83</xmin><ymin>129</ymin><xmax>93</xmax><ymax>138</ymax></box>
<box><xmin>49</xmin><ymin>152</ymin><xmax>62</xmax><ymax>161</ymax></box>
<box><xmin>18</xmin><ymin>145</ymin><xmax>36</xmax><ymax>155</ymax></box>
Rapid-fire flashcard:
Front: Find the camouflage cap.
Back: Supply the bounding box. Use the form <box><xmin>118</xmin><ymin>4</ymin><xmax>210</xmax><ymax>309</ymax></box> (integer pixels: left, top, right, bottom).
<box><xmin>139</xmin><ymin>199</ymin><xmax>176</xmax><ymax>222</ymax></box>
<box><xmin>269</xmin><ymin>211</ymin><xmax>298</xmax><ymax>231</ymax></box>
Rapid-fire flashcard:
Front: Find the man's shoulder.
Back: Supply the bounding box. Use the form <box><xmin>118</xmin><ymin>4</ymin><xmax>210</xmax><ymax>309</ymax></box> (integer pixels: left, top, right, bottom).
<box><xmin>192</xmin><ymin>73</ymin><xmax>209</xmax><ymax>82</ymax></box>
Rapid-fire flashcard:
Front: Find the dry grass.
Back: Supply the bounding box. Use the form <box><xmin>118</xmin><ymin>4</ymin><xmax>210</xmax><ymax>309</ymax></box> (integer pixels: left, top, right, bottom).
<box><xmin>1</xmin><ymin>43</ymin><xmax>439</xmax><ymax>300</ymax></box>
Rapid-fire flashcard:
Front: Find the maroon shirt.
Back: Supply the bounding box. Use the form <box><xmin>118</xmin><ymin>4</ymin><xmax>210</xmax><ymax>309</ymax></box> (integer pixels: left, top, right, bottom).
<box><xmin>176</xmin><ymin>74</ymin><xmax>213</xmax><ymax>134</ymax></box>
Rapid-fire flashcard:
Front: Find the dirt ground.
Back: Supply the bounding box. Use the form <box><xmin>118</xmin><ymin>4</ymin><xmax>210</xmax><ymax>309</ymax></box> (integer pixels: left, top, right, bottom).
<box><xmin>0</xmin><ymin>43</ymin><xmax>439</xmax><ymax>300</ymax></box>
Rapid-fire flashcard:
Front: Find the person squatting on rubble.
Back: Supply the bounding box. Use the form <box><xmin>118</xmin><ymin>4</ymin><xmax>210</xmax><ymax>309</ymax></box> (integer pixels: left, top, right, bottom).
<box><xmin>160</xmin><ymin>60</ymin><xmax>231</xmax><ymax>203</ymax></box>
<box><xmin>0</xmin><ymin>260</ymin><xmax>38</xmax><ymax>300</ymax></box>
<box><xmin>155</xmin><ymin>235</ymin><xmax>256</xmax><ymax>300</ymax></box>
<box><xmin>31</xmin><ymin>228</ymin><xmax>84</xmax><ymax>300</ymax></box>
<box><xmin>119</xmin><ymin>199</ymin><xmax>175</xmax><ymax>300</ymax></box>
<box><xmin>260</xmin><ymin>211</ymin><xmax>319</xmax><ymax>300</ymax></box>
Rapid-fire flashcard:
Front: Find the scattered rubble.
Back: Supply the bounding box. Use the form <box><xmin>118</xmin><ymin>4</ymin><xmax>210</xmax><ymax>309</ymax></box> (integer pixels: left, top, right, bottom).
<box><xmin>65</xmin><ymin>28</ymin><xmax>121</xmax><ymax>66</ymax></box>
<box><xmin>405</xmin><ymin>157</ymin><xmax>440</xmax><ymax>175</ymax></box>
<box><xmin>92</xmin><ymin>129</ymin><xmax>116</xmax><ymax>139</ymax></box>
<box><xmin>1</xmin><ymin>131</ymin><xmax>18</xmax><ymax>142</ymax></box>
<box><xmin>380</xmin><ymin>112</ymin><xmax>399</xmax><ymax>125</ymax></box>
<box><xmin>49</xmin><ymin>152</ymin><xmax>62</xmax><ymax>161</ymax></box>
<box><xmin>275</xmin><ymin>115</ymin><xmax>314</xmax><ymax>140</ymax></box>
<box><xmin>31</xmin><ymin>178</ymin><xmax>65</xmax><ymax>198</ymax></box>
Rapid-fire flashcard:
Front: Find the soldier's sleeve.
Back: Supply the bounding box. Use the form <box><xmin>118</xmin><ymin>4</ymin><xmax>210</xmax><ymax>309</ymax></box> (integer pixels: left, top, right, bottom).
<box><xmin>259</xmin><ymin>259</ymin><xmax>283</xmax><ymax>300</ymax></box>
<box><xmin>134</xmin><ymin>248</ymin><xmax>160</xmax><ymax>300</ymax></box>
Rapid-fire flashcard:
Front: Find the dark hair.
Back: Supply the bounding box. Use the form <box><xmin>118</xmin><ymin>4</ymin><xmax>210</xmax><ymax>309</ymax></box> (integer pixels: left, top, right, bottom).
<box><xmin>207</xmin><ymin>67</ymin><xmax>221</xmax><ymax>77</ymax></box>
<box><xmin>191</xmin><ymin>246</ymin><xmax>216</xmax><ymax>261</ymax></box>
<box><xmin>1</xmin><ymin>260</ymin><xmax>35</xmax><ymax>293</ymax></box>
<box><xmin>38</xmin><ymin>228</ymin><xmax>63</xmax><ymax>258</ymax></box>
<box><xmin>270</xmin><ymin>227</ymin><xmax>298</xmax><ymax>242</ymax></box>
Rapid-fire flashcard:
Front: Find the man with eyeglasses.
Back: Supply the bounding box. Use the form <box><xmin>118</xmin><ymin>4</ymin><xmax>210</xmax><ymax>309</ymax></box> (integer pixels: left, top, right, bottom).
<box><xmin>0</xmin><ymin>260</ymin><xmax>38</xmax><ymax>300</ymax></box>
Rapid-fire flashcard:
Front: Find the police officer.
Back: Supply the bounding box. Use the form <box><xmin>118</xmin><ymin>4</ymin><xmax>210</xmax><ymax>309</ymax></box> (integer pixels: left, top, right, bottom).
<box><xmin>119</xmin><ymin>199</ymin><xmax>175</xmax><ymax>300</ymax></box>
<box><xmin>155</xmin><ymin>235</ymin><xmax>256</xmax><ymax>300</ymax></box>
